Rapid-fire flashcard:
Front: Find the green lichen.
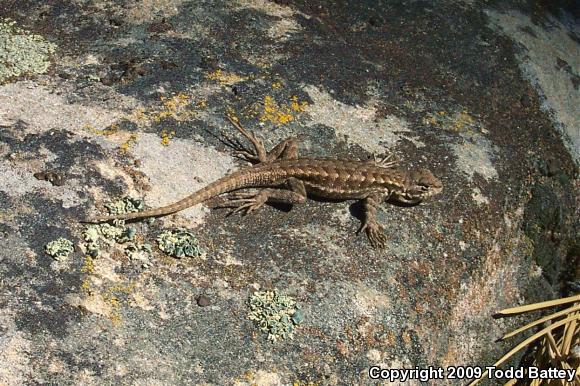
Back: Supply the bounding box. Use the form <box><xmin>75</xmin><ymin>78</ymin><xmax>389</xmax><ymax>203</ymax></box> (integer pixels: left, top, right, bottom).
<box><xmin>82</xmin><ymin>224</ymin><xmax>117</xmax><ymax>257</ymax></box>
<box><xmin>0</xmin><ymin>18</ymin><xmax>57</xmax><ymax>84</ymax></box>
<box><xmin>117</xmin><ymin>226</ymin><xmax>137</xmax><ymax>243</ymax></box>
<box><xmin>157</xmin><ymin>228</ymin><xmax>203</xmax><ymax>258</ymax></box>
<box><xmin>81</xmin><ymin>197</ymin><xmax>144</xmax><ymax>258</ymax></box>
<box><xmin>84</xmin><ymin>224</ymin><xmax>151</xmax><ymax>260</ymax></box>
<box><xmin>124</xmin><ymin>243</ymin><xmax>152</xmax><ymax>263</ymax></box>
<box><xmin>104</xmin><ymin>196</ymin><xmax>144</xmax><ymax>216</ymax></box>
<box><xmin>45</xmin><ymin>237</ymin><xmax>74</xmax><ymax>261</ymax></box>
<box><xmin>248</xmin><ymin>290</ymin><xmax>302</xmax><ymax>342</ymax></box>
<box><xmin>100</xmin><ymin>223</ymin><xmax>126</xmax><ymax>241</ymax></box>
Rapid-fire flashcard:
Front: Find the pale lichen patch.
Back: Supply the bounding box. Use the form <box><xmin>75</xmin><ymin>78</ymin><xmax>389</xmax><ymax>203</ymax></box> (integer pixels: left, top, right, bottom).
<box><xmin>124</xmin><ymin>0</ymin><xmax>185</xmax><ymax>24</ymax></box>
<box><xmin>352</xmin><ymin>283</ymin><xmax>392</xmax><ymax>317</ymax></box>
<box><xmin>0</xmin><ymin>160</ymin><xmax>48</xmax><ymax>196</ymax></box>
<box><xmin>486</xmin><ymin>9</ymin><xmax>580</xmax><ymax>163</ymax></box>
<box><xmin>67</xmin><ymin>292</ymin><xmax>113</xmax><ymax>318</ymax></box>
<box><xmin>130</xmin><ymin>133</ymin><xmax>235</xmax><ymax>224</ymax></box>
<box><xmin>0</xmin><ymin>18</ymin><xmax>56</xmax><ymax>84</ymax></box>
<box><xmin>248</xmin><ymin>290</ymin><xmax>303</xmax><ymax>342</ymax></box>
<box><xmin>157</xmin><ymin>228</ymin><xmax>203</xmax><ymax>258</ymax></box>
<box><xmin>235</xmin><ymin>0</ymin><xmax>305</xmax><ymax>41</ymax></box>
<box><xmin>0</xmin><ymin>82</ymin><xmax>126</xmax><ymax>135</ymax></box>
<box><xmin>450</xmin><ymin>135</ymin><xmax>499</xmax><ymax>181</ymax></box>
<box><xmin>304</xmin><ymin>85</ymin><xmax>424</xmax><ymax>153</ymax></box>
<box><xmin>471</xmin><ymin>187</ymin><xmax>490</xmax><ymax>206</ymax></box>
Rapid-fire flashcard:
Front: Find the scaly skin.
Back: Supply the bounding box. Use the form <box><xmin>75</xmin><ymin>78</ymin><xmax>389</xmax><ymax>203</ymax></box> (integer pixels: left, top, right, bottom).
<box><xmin>84</xmin><ymin>117</ymin><xmax>443</xmax><ymax>248</ymax></box>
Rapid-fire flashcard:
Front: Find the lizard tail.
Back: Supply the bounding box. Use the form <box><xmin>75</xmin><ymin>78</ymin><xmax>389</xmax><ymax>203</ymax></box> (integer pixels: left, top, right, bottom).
<box><xmin>82</xmin><ymin>167</ymin><xmax>267</xmax><ymax>223</ymax></box>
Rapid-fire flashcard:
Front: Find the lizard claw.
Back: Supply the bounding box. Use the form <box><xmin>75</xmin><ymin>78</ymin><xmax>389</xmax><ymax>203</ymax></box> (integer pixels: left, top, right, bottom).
<box><xmin>371</xmin><ymin>152</ymin><xmax>399</xmax><ymax>168</ymax></box>
<box><xmin>360</xmin><ymin>221</ymin><xmax>388</xmax><ymax>249</ymax></box>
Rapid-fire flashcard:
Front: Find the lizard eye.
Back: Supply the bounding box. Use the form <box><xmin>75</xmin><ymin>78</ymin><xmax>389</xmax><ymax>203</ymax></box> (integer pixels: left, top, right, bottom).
<box><xmin>419</xmin><ymin>184</ymin><xmax>430</xmax><ymax>192</ymax></box>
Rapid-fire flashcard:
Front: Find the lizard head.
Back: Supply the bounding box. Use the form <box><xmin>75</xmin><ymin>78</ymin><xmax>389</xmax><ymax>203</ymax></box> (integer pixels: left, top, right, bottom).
<box><xmin>395</xmin><ymin>169</ymin><xmax>443</xmax><ymax>204</ymax></box>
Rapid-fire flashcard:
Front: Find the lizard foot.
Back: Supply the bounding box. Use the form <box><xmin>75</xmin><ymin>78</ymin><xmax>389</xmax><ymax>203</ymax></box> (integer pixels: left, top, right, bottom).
<box><xmin>360</xmin><ymin>221</ymin><xmax>388</xmax><ymax>249</ymax></box>
<box><xmin>234</xmin><ymin>149</ymin><xmax>260</xmax><ymax>163</ymax></box>
<box><xmin>223</xmin><ymin>191</ymin><xmax>268</xmax><ymax>215</ymax></box>
<box><xmin>220</xmin><ymin>132</ymin><xmax>261</xmax><ymax>163</ymax></box>
<box><xmin>372</xmin><ymin>152</ymin><xmax>399</xmax><ymax>168</ymax></box>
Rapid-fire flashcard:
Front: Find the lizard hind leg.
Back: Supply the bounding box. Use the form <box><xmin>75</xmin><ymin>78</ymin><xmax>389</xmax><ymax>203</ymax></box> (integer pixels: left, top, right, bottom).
<box><xmin>266</xmin><ymin>137</ymin><xmax>299</xmax><ymax>161</ymax></box>
<box><xmin>371</xmin><ymin>151</ymin><xmax>399</xmax><ymax>168</ymax></box>
<box><xmin>227</xmin><ymin>115</ymin><xmax>300</xmax><ymax>163</ymax></box>
<box><xmin>222</xmin><ymin>178</ymin><xmax>307</xmax><ymax>215</ymax></box>
<box><xmin>227</xmin><ymin>115</ymin><xmax>268</xmax><ymax>162</ymax></box>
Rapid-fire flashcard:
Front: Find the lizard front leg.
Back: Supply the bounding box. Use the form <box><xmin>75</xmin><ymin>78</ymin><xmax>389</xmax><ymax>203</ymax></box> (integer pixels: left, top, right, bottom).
<box><xmin>360</xmin><ymin>193</ymin><xmax>389</xmax><ymax>248</ymax></box>
<box><xmin>224</xmin><ymin>178</ymin><xmax>306</xmax><ymax>214</ymax></box>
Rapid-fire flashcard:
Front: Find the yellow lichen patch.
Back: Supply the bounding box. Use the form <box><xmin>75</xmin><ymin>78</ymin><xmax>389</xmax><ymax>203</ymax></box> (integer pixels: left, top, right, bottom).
<box><xmin>81</xmin><ymin>255</ymin><xmax>95</xmax><ymax>274</ymax></box>
<box><xmin>196</xmin><ymin>99</ymin><xmax>207</xmax><ymax>109</ymax></box>
<box><xmin>131</xmin><ymin>108</ymin><xmax>149</xmax><ymax>123</ymax></box>
<box><xmin>159</xmin><ymin>129</ymin><xmax>175</xmax><ymax>146</ymax></box>
<box><xmin>452</xmin><ymin>109</ymin><xmax>477</xmax><ymax>132</ymax></box>
<box><xmin>271</xmin><ymin>81</ymin><xmax>282</xmax><ymax>89</ymax></box>
<box><xmin>422</xmin><ymin>108</ymin><xmax>481</xmax><ymax>133</ymax></box>
<box><xmin>261</xmin><ymin>95</ymin><xmax>294</xmax><ymax>124</ymax></box>
<box><xmin>80</xmin><ymin>278</ymin><xmax>92</xmax><ymax>294</ymax></box>
<box><xmin>76</xmin><ymin>249</ymin><xmax>138</xmax><ymax>326</ymax></box>
<box><xmin>205</xmin><ymin>69</ymin><xmax>247</xmax><ymax>86</ymax></box>
<box><xmin>129</xmin><ymin>92</ymin><xmax>198</xmax><ymax>129</ymax></box>
<box><xmin>151</xmin><ymin>92</ymin><xmax>197</xmax><ymax>123</ymax></box>
<box><xmin>105</xmin><ymin>295</ymin><xmax>122</xmax><ymax>325</ymax></box>
<box><xmin>86</xmin><ymin>123</ymin><xmax>120</xmax><ymax>136</ymax></box>
<box><xmin>106</xmin><ymin>282</ymin><xmax>137</xmax><ymax>296</ymax></box>
<box><xmin>80</xmin><ymin>256</ymin><xmax>95</xmax><ymax>294</ymax></box>
<box><xmin>232</xmin><ymin>369</ymin><xmax>253</xmax><ymax>386</ymax></box>
<box><xmin>230</xmin><ymin>94</ymin><xmax>309</xmax><ymax>126</ymax></box>
<box><xmin>259</xmin><ymin>95</ymin><xmax>308</xmax><ymax>125</ymax></box>
<box><xmin>82</xmin><ymin>281</ymin><xmax>136</xmax><ymax>326</ymax></box>
<box><xmin>101</xmin><ymin>282</ymin><xmax>136</xmax><ymax>326</ymax></box>
<box><xmin>422</xmin><ymin>114</ymin><xmax>438</xmax><ymax>126</ymax></box>
<box><xmin>118</xmin><ymin>133</ymin><xmax>138</xmax><ymax>154</ymax></box>
<box><xmin>290</xmin><ymin>95</ymin><xmax>308</xmax><ymax>112</ymax></box>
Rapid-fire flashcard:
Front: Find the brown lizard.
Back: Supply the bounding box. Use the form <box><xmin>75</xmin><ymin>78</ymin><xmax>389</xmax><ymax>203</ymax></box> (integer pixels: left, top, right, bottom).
<box><xmin>84</xmin><ymin>116</ymin><xmax>443</xmax><ymax>248</ymax></box>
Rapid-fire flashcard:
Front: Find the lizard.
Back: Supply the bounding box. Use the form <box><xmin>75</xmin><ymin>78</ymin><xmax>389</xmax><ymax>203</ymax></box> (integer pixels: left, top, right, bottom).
<box><xmin>84</xmin><ymin>115</ymin><xmax>443</xmax><ymax>248</ymax></box>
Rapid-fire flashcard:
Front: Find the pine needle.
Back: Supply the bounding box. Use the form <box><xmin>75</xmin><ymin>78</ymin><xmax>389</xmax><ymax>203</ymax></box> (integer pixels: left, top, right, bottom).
<box><xmin>468</xmin><ymin>310</ymin><xmax>579</xmax><ymax>386</ymax></box>
<box><xmin>497</xmin><ymin>295</ymin><xmax>580</xmax><ymax>316</ymax></box>
<box><xmin>500</xmin><ymin>304</ymin><xmax>580</xmax><ymax>340</ymax></box>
